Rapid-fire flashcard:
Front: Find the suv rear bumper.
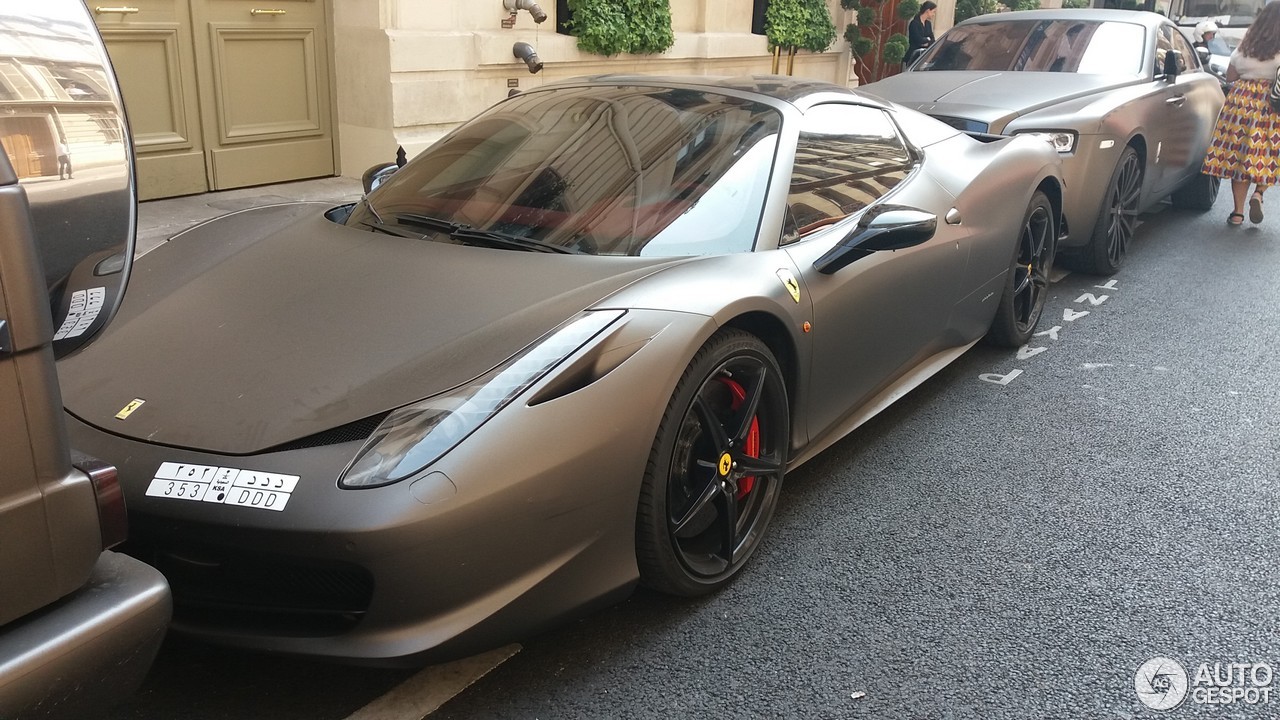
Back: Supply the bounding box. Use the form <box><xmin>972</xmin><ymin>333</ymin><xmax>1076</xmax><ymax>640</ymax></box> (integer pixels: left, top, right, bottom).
<box><xmin>0</xmin><ymin>551</ymin><xmax>171</xmax><ymax>718</ymax></box>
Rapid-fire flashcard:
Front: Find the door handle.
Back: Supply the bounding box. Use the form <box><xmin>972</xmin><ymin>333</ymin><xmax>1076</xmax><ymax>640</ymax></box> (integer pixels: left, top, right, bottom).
<box><xmin>1165</xmin><ymin>96</ymin><xmax>1186</xmax><ymax>106</ymax></box>
<box><xmin>250</xmin><ymin>8</ymin><xmax>287</xmax><ymax>15</ymax></box>
<box><xmin>94</xmin><ymin>6</ymin><xmax>140</xmax><ymax>13</ymax></box>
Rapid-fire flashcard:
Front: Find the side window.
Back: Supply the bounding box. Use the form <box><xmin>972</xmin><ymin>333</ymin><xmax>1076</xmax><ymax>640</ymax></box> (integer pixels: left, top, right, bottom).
<box><xmin>1154</xmin><ymin>24</ymin><xmax>1172</xmax><ymax>76</ymax></box>
<box><xmin>1168</xmin><ymin>25</ymin><xmax>1198</xmax><ymax>71</ymax></box>
<box><xmin>783</xmin><ymin>104</ymin><xmax>914</xmax><ymax>244</ymax></box>
<box><xmin>1154</xmin><ymin>24</ymin><xmax>1189</xmax><ymax>75</ymax></box>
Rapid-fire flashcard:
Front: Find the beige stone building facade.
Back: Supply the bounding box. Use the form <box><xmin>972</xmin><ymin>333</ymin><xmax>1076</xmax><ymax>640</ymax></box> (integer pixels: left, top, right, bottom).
<box><xmin>97</xmin><ymin>0</ymin><xmax>958</xmax><ymax>199</ymax></box>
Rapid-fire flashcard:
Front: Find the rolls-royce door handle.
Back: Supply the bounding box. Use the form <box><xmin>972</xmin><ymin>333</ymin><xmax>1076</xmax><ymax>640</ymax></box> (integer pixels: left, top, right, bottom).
<box><xmin>1165</xmin><ymin>95</ymin><xmax>1186</xmax><ymax>106</ymax></box>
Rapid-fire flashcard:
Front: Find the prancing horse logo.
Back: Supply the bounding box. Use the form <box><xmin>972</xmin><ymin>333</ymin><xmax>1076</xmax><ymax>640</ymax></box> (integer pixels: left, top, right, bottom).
<box><xmin>115</xmin><ymin>398</ymin><xmax>145</xmax><ymax>420</ymax></box>
<box><xmin>718</xmin><ymin>452</ymin><xmax>733</xmax><ymax>476</ymax></box>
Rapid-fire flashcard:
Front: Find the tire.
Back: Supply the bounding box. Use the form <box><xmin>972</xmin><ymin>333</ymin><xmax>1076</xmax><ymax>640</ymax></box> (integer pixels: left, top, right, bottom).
<box><xmin>987</xmin><ymin>191</ymin><xmax>1056</xmax><ymax>348</ymax></box>
<box><xmin>636</xmin><ymin>329</ymin><xmax>789</xmax><ymax>597</ymax></box>
<box><xmin>1169</xmin><ymin>170</ymin><xmax>1220</xmax><ymax>212</ymax></box>
<box><xmin>1080</xmin><ymin>146</ymin><xmax>1143</xmax><ymax>275</ymax></box>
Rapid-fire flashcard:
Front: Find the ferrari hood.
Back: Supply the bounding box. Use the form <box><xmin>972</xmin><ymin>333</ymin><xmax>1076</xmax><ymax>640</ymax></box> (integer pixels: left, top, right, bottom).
<box><xmin>867</xmin><ymin>71</ymin><xmax>1131</xmax><ymax>129</ymax></box>
<box><xmin>59</xmin><ymin>204</ymin><xmax>680</xmax><ymax>454</ymax></box>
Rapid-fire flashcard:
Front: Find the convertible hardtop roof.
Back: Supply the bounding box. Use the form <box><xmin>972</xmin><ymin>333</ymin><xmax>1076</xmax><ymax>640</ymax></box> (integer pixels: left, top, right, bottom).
<box><xmin>959</xmin><ymin>7</ymin><xmax>1168</xmax><ymax>28</ymax></box>
<box><xmin>532</xmin><ymin>73</ymin><xmax>889</xmax><ymax>110</ymax></box>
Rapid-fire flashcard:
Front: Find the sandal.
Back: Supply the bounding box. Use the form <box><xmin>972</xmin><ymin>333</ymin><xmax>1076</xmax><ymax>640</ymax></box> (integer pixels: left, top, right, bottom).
<box><xmin>1249</xmin><ymin>193</ymin><xmax>1264</xmax><ymax>224</ymax></box>
<box><xmin>1228</xmin><ymin>212</ymin><xmax>1244</xmax><ymax>226</ymax></box>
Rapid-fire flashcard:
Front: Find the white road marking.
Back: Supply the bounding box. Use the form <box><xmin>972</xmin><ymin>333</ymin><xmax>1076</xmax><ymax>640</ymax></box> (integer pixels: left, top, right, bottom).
<box><xmin>1016</xmin><ymin>345</ymin><xmax>1047</xmax><ymax>360</ymax></box>
<box><xmin>344</xmin><ymin>644</ymin><xmax>520</xmax><ymax>720</ymax></box>
<box><xmin>1095</xmin><ymin>279</ymin><xmax>1119</xmax><ymax>290</ymax></box>
<box><xmin>979</xmin><ymin>369</ymin><xmax>1023</xmax><ymax>386</ymax></box>
<box><xmin>1074</xmin><ymin>292</ymin><xmax>1109</xmax><ymax>306</ymax></box>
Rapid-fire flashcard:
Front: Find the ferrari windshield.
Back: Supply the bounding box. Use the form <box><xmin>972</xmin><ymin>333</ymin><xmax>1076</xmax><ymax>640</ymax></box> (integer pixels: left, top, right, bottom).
<box><xmin>916</xmin><ymin>20</ymin><xmax>1146</xmax><ymax>74</ymax></box>
<box><xmin>346</xmin><ymin>85</ymin><xmax>782</xmax><ymax>257</ymax></box>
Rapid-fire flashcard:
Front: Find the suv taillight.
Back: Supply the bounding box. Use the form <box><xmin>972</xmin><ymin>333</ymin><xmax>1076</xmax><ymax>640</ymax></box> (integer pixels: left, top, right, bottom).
<box><xmin>74</xmin><ymin>458</ymin><xmax>128</xmax><ymax>549</ymax></box>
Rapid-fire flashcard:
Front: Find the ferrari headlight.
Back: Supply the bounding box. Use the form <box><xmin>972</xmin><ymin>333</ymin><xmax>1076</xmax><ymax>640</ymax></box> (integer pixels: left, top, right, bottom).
<box><xmin>339</xmin><ymin>309</ymin><xmax>625</xmax><ymax>488</ymax></box>
<box><xmin>1014</xmin><ymin>130</ymin><xmax>1078</xmax><ymax>154</ymax></box>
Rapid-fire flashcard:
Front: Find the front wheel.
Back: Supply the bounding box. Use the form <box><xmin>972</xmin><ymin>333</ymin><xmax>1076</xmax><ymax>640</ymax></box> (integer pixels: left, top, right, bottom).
<box><xmin>987</xmin><ymin>191</ymin><xmax>1055</xmax><ymax>347</ymax></box>
<box><xmin>1080</xmin><ymin>146</ymin><xmax>1143</xmax><ymax>275</ymax></box>
<box><xmin>636</xmin><ymin>329</ymin><xmax>789</xmax><ymax>597</ymax></box>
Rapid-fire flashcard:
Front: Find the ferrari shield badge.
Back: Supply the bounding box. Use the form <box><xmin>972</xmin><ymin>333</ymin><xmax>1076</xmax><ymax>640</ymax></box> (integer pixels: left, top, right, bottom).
<box><xmin>115</xmin><ymin>398</ymin><xmax>145</xmax><ymax>420</ymax></box>
<box><xmin>776</xmin><ymin>269</ymin><xmax>801</xmax><ymax>303</ymax></box>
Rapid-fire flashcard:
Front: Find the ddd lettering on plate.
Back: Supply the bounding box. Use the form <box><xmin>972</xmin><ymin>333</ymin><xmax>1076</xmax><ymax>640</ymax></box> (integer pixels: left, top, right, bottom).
<box><xmin>144</xmin><ymin>462</ymin><xmax>299</xmax><ymax>512</ymax></box>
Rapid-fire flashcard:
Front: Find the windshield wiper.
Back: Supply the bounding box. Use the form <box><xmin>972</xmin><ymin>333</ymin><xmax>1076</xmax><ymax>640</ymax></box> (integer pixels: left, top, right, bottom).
<box><xmin>360</xmin><ymin>219</ymin><xmax>426</xmax><ymax>238</ymax></box>
<box><xmin>394</xmin><ymin>212</ymin><xmax>461</xmax><ymax>235</ymax></box>
<box><xmin>451</xmin><ymin>226</ymin><xmax>581</xmax><ymax>254</ymax></box>
<box><xmin>366</xmin><ymin>211</ymin><xmax>580</xmax><ymax>254</ymax></box>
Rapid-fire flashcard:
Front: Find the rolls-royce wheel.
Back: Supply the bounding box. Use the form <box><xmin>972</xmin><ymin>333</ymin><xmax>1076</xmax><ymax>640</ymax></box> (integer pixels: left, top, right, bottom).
<box><xmin>1081</xmin><ymin>146</ymin><xmax>1142</xmax><ymax>275</ymax></box>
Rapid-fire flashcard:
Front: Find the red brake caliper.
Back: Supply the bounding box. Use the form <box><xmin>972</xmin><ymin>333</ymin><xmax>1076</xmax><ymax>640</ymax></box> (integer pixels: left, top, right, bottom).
<box><xmin>717</xmin><ymin>377</ymin><xmax>760</xmax><ymax>499</ymax></box>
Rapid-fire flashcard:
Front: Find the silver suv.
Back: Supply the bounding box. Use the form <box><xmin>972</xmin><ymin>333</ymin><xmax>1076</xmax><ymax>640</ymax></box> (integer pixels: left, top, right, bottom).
<box><xmin>0</xmin><ymin>1</ymin><xmax>170</xmax><ymax>716</ymax></box>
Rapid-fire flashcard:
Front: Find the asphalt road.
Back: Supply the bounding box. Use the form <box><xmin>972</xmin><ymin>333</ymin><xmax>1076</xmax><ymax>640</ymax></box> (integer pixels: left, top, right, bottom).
<box><xmin>105</xmin><ymin>190</ymin><xmax>1280</xmax><ymax>720</ymax></box>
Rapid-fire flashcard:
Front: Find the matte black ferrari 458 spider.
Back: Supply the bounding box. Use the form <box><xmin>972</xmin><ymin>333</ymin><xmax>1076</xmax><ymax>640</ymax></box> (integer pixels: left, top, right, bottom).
<box><xmin>61</xmin><ymin>75</ymin><xmax>1063</xmax><ymax>665</ymax></box>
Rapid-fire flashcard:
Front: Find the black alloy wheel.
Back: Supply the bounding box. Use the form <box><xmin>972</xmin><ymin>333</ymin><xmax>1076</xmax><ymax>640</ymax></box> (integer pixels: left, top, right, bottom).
<box><xmin>988</xmin><ymin>191</ymin><xmax>1055</xmax><ymax>347</ymax></box>
<box><xmin>636</xmin><ymin>329</ymin><xmax>789</xmax><ymax>596</ymax></box>
<box><xmin>1084</xmin><ymin>146</ymin><xmax>1143</xmax><ymax>275</ymax></box>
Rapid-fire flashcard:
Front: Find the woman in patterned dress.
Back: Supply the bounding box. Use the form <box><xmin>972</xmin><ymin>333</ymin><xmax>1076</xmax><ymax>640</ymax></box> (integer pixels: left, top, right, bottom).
<box><xmin>1202</xmin><ymin>1</ymin><xmax>1280</xmax><ymax>226</ymax></box>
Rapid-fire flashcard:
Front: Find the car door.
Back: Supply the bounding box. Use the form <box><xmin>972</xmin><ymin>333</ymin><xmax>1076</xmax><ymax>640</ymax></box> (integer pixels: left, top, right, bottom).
<box><xmin>781</xmin><ymin>103</ymin><xmax>966</xmax><ymax>438</ymax></box>
<box><xmin>1161</xmin><ymin>23</ymin><xmax>1223</xmax><ymax>188</ymax></box>
<box><xmin>1150</xmin><ymin>22</ymin><xmax>1216</xmax><ymax>194</ymax></box>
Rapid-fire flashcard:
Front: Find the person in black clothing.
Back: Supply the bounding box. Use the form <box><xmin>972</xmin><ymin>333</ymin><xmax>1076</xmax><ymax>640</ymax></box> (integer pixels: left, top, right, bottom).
<box><xmin>908</xmin><ymin>1</ymin><xmax>937</xmax><ymax>63</ymax></box>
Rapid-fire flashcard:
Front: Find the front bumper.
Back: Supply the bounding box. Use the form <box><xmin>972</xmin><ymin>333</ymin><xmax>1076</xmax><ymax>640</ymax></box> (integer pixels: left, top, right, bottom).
<box><xmin>63</xmin><ymin>309</ymin><xmax>710</xmax><ymax>666</ymax></box>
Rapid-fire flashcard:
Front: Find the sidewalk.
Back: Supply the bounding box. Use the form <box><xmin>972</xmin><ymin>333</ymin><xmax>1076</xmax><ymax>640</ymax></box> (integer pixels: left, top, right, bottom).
<box><xmin>135</xmin><ymin>175</ymin><xmax>364</xmax><ymax>257</ymax></box>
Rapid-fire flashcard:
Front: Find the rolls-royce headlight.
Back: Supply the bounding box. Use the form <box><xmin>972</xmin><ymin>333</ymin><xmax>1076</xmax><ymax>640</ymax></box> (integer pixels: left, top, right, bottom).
<box><xmin>339</xmin><ymin>309</ymin><xmax>625</xmax><ymax>488</ymax></box>
<box><xmin>1014</xmin><ymin>130</ymin><xmax>1078</xmax><ymax>154</ymax></box>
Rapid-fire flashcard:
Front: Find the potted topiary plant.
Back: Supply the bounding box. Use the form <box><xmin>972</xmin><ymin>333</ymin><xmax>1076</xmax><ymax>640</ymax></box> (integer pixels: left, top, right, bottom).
<box><xmin>765</xmin><ymin>0</ymin><xmax>837</xmax><ymax>75</ymax></box>
<box><xmin>844</xmin><ymin>0</ymin><xmax>918</xmax><ymax>83</ymax></box>
<box><xmin>565</xmin><ymin>0</ymin><xmax>674</xmax><ymax>56</ymax></box>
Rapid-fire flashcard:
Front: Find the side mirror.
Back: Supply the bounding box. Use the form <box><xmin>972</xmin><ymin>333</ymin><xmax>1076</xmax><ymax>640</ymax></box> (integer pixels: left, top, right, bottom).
<box><xmin>904</xmin><ymin>47</ymin><xmax>927</xmax><ymax>70</ymax></box>
<box><xmin>0</xmin><ymin>1</ymin><xmax>136</xmax><ymax>359</ymax></box>
<box><xmin>1195</xmin><ymin>46</ymin><xmax>1211</xmax><ymax>66</ymax></box>
<box><xmin>1162</xmin><ymin>49</ymin><xmax>1180</xmax><ymax>81</ymax></box>
<box><xmin>813</xmin><ymin>205</ymin><xmax>937</xmax><ymax>274</ymax></box>
<box><xmin>362</xmin><ymin>146</ymin><xmax>409</xmax><ymax>194</ymax></box>
<box><xmin>362</xmin><ymin>162</ymin><xmax>399</xmax><ymax>194</ymax></box>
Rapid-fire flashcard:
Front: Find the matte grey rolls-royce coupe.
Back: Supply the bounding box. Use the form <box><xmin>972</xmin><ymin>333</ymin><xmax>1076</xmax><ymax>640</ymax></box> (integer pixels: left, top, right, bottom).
<box><xmin>61</xmin><ymin>75</ymin><xmax>1063</xmax><ymax>665</ymax></box>
<box><xmin>867</xmin><ymin>9</ymin><xmax>1225</xmax><ymax>274</ymax></box>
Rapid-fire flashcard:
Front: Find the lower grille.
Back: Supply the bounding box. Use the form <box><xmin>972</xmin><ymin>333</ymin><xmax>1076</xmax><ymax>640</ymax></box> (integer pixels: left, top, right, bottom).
<box><xmin>129</xmin><ymin>539</ymin><xmax>374</xmax><ymax>637</ymax></box>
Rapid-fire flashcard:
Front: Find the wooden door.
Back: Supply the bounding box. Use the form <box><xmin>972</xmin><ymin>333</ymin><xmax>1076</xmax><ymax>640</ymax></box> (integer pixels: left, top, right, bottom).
<box><xmin>0</xmin><ymin>117</ymin><xmax>57</xmax><ymax>179</ymax></box>
<box><xmin>95</xmin><ymin>0</ymin><xmax>209</xmax><ymax>199</ymax></box>
<box><xmin>94</xmin><ymin>0</ymin><xmax>335</xmax><ymax>199</ymax></box>
<box><xmin>191</xmin><ymin>0</ymin><xmax>334</xmax><ymax>189</ymax></box>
